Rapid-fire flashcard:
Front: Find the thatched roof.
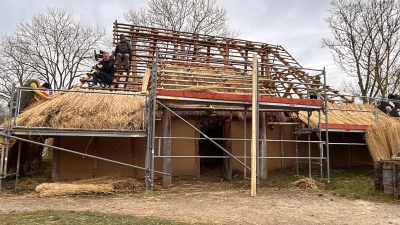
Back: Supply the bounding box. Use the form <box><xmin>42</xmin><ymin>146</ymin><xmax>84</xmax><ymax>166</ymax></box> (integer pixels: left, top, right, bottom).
<box><xmin>297</xmin><ymin>103</ymin><xmax>386</xmax><ymax>127</ymax></box>
<box><xmin>298</xmin><ymin>103</ymin><xmax>400</xmax><ymax>161</ymax></box>
<box><xmin>17</xmin><ymin>88</ymin><xmax>145</xmax><ymax>131</ymax></box>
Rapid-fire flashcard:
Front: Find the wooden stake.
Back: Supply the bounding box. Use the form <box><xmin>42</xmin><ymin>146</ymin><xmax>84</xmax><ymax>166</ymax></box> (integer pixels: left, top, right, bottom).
<box><xmin>251</xmin><ymin>54</ymin><xmax>259</xmax><ymax>197</ymax></box>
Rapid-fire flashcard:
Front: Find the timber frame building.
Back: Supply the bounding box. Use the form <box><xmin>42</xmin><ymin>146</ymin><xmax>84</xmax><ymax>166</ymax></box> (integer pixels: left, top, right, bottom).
<box><xmin>0</xmin><ymin>21</ymin><xmax>371</xmax><ymax>192</ymax></box>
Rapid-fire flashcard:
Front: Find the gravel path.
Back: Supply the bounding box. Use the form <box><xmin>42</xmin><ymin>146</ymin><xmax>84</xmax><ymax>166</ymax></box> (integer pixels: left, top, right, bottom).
<box><xmin>1</xmin><ymin>183</ymin><xmax>400</xmax><ymax>225</ymax></box>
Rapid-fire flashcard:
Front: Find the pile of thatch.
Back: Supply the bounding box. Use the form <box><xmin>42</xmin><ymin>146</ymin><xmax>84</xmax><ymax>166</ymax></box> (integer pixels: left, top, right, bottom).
<box><xmin>35</xmin><ymin>176</ymin><xmax>144</xmax><ymax>197</ymax></box>
<box><xmin>17</xmin><ymin>88</ymin><xmax>145</xmax><ymax>130</ymax></box>
<box><xmin>291</xmin><ymin>177</ymin><xmax>322</xmax><ymax>190</ymax></box>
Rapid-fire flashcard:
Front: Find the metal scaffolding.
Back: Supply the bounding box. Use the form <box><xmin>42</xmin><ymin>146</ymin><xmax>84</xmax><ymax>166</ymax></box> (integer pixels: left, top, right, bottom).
<box><xmin>144</xmin><ymin>51</ymin><xmax>333</xmax><ymax>193</ymax></box>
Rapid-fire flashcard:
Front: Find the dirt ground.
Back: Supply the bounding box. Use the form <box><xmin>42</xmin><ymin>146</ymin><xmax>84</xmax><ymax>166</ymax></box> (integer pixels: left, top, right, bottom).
<box><xmin>1</xmin><ymin>178</ymin><xmax>400</xmax><ymax>225</ymax></box>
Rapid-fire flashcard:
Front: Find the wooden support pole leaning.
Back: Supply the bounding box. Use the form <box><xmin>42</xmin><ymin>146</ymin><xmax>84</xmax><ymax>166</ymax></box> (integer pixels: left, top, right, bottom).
<box><xmin>162</xmin><ymin>108</ymin><xmax>172</xmax><ymax>186</ymax></box>
<box><xmin>251</xmin><ymin>54</ymin><xmax>259</xmax><ymax>197</ymax></box>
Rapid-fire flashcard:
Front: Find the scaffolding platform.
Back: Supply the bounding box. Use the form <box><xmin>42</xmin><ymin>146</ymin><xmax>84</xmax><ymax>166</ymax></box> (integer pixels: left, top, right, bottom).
<box><xmin>157</xmin><ymin>89</ymin><xmax>324</xmax><ymax>110</ymax></box>
<box><xmin>8</xmin><ymin>128</ymin><xmax>147</xmax><ymax>137</ymax></box>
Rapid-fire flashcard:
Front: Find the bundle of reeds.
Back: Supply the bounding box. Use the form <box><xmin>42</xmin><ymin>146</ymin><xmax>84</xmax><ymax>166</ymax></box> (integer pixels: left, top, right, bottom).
<box><xmin>365</xmin><ymin>121</ymin><xmax>400</xmax><ymax>161</ymax></box>
<box><xmin>17</xmin><ymin>89</ymin><xmax>146</xmax><ymax>130</ymax></box>
<box><xmin>35</xmin><ymin>176</ymin><xmax>144</xmax><ymax>197</ymax></box>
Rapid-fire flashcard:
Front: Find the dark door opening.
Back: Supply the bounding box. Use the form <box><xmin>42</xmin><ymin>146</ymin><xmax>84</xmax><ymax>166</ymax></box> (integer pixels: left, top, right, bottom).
<box><xmin>198</xmin><ymin>120</ymin><xmax>224</xmax><ymax>176</ymax></box>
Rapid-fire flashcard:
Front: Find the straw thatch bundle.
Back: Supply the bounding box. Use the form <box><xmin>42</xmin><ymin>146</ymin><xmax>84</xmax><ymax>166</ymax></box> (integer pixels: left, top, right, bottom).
<box><xmin>36</xmin><ymin>183</ymin><xmax>114</xmax><ymax>197</ymax></box>
<box><xmin>17</xmin><ymin>88</ymin><xmax>145</xmax><ymax>130</ymax></box>
<box><xmin>291</xmin><ymin>177</ymin><xmax>322</xmax><ymax>190</ymax></box>
<box><xmin>35</xmin><ymin>176</ymin><xmax>144</xmax><ymax>197</ymax></box>
<box><xmin>365</xmin><ymin>121</ymin><xmax>400</xmax><ymax>161</ymax></box>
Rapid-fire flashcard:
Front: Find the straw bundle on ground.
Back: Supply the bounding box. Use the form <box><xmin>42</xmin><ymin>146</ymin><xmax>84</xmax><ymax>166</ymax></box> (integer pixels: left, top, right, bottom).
<box><xmin>35</xmin><ymin>176</ymin><xmax>144</xmax><ymax>197</ymax></box>
<box><xmin>291</xmin><ymin>177</ymin><xmax>322</xmax><ymax>190</ymax></box>
<box><xmin>36</xmin><ymin>183</ymin><xmax>114</xmax><ymax>197</ymax></box>
<box><xmin>17</xmin><ymin>88</ymin><xmax>145</xmax><ymax>130</ymax></box>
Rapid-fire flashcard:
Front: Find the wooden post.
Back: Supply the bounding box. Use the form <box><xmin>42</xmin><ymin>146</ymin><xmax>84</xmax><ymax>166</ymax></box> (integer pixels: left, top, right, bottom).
<box><xmin>280</xmin><ymin>126</ymin><xmax>285</xmax><ymax>168</ymax></box>
<box><xmin>223</xmin><ymin>115</ymin><xmax>232</xmax><ymax>180</ymax></box>
<box><xmin>194</xmin><ymin>119</ymin><xmax>201</xmax><ymax>178</ymax></box>
<box><xmin>251</xmin><ymin>54</ymin><xmax>259</xmax><ymax>196</ymax></box>
<box><xmin>93</xmin><ymin>137</ymin><xmax>98</xmax><ymax>178</ymax></box>
<box><xmin>131</xmin><ymin>138</ymin><xmax>138</xmax><ymax>178</ymax></box>
<box><xmin>51</xmin><ymin>137</ymin><xmax>60</xmax><ymax>182</ymax></box>
<box><xmin>259</xmin><ymin>112</ymin><xmax>267</xmax><ymax>179</ymax></box>
<box><xmin>162</xmin><ymin>108</ymin><xmax>172</xmax><ymax>186</ymax></box>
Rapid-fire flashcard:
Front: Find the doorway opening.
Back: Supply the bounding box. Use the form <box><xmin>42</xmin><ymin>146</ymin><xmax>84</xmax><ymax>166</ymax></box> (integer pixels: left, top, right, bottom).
<box><xmin>198</xmin><ymin>120</ymin><xmax>224</xmax><ymax>176</ymax></box>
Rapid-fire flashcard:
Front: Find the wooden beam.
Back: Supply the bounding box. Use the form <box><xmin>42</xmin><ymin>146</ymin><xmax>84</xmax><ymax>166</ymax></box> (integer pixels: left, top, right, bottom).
<box><xmin>51</xmin><ymin>137</ymin><xmax>60</xmax><ymax>182</ymax></box>
<box><xmin>130</xmin><ymin>137</ymin><xmax>138</xmax><ymax>178</ymax></box>
<box><xmin>194</xmin><ymin>119</ymin><xmax>200</xmax><ymax>178</ymax></box>
<box><xmin>141</xmin><ymin>69</ymin><xmax>151</xmax><ymax>93</ymax></box>
<box><xmin>93</xmin><ymin>137</ymin><xmax>98</xmax><ymax>178</ymax></box>
<box><xmin>282</xmin><ymin>82</ymin><xmax>295</xmax><ymax>98</ymax></box>
<box><xmin>162</xmin><ymin>108</ymin><xmax>172</xmax><ymax>186</ymax></box>
<box><xmin>223</xmin><ymin>116</ymin><xmax>232</xmax><ymax>180</ymax></box>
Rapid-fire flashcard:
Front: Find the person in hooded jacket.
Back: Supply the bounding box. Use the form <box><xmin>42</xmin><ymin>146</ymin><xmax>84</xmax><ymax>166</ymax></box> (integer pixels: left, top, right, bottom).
<box><xmin>114</xmin><ymin>34</ymin><xmax>132</xmax><ymax>71</ymax></box>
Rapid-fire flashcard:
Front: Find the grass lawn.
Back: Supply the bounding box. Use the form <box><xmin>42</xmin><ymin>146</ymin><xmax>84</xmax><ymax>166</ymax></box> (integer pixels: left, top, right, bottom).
<box><xmin>258</xmin><ymin>166</ymin><xmax>400</xmax><ymax>203</ymax></box>
<box><xmin>0</xmin><ymin>210</ymin><xmax>203</xmax><ymax>225</ymax></box>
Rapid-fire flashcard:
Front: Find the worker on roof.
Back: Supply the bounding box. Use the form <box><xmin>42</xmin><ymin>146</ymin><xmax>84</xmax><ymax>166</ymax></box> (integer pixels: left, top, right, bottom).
<box><xmin>9</xmin><ymin>79</ymin><xmax>52</xmax><ymax>114</ymax></box>
<box><xmin>308</xmin><ymin>75</ymin><xmax>322</xmax><ymax>99</ymax></box>
<box><xmin>114</xmin><ymin>34</ymin><xmax>132</xmax><ymax>72</ymax></box>
<box><xmin>89</xmin><ymin>52</ymin><xmax>115</xmax><ymax>88</ymax></box>
<box><xmin>32</xmin><ymin>82</ymin><xmax>51</xmax><ymax>102</ymax></box>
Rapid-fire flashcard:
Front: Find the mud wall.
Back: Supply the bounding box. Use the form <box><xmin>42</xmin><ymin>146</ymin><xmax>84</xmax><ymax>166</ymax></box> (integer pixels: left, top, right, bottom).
<box><xmin>59</xmin><ymin>118</ymin><xmax>197</xmax><ymax>180</ymax></box>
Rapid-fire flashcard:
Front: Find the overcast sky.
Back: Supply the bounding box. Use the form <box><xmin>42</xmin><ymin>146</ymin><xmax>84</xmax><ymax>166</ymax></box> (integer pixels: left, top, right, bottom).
<box><xmin>1</xmin><ymin>0</ymin><xmax>348</xmax><ymax>89</ymax></box>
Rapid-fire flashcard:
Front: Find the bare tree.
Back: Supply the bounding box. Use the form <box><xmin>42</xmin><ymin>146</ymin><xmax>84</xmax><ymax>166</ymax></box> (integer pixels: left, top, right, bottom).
<box><xmin>0</xmin><ymin>42</ymin><xmax>37</xmax><ymax>107</ymax></box>
<box><xmin>0</xmin><ymin>8</ymin><xmax>106</xmax><ymax>93</ymax></box>
<box><xmin>323</xmin><ymin>0</ymin><xmax>400</xmax><ymax>102</ymax></box>
<box><xmin>124</xmin><ymin>0</ymin><xmax>239</xmax><ymax>37</ymax></box>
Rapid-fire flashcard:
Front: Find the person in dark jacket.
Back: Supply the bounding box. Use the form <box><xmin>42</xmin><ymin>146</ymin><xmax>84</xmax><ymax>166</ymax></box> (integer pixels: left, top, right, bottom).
<box><xmin>89</xmin><ymin>52</ymin><xmax>115</xmax><ymax>88</ymax></box>
<box><xmin>114</xmin><ymin>34</ymin><xmax>132</xmax><ymax>71</ymax></box>
<box><xmin>388</xmin><ymin>93</ymin><xmax>400</xmax><ymax>109</ymax></box>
